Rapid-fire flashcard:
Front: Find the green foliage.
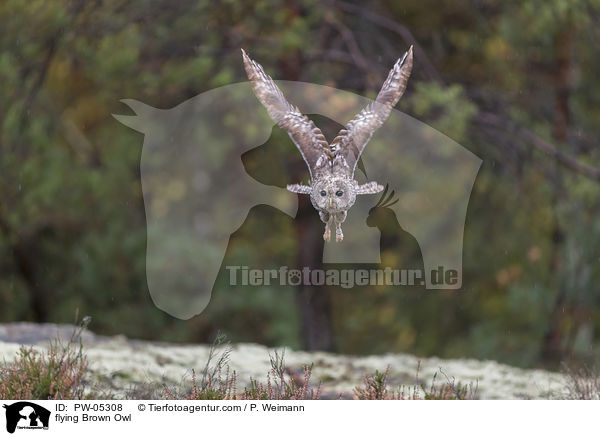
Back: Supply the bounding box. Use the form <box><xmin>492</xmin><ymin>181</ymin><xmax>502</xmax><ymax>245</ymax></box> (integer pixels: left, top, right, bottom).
<box><xmin>404</xmin><ymin>82</ymin><xmax>477</xmax><ymax>141</ymax></box>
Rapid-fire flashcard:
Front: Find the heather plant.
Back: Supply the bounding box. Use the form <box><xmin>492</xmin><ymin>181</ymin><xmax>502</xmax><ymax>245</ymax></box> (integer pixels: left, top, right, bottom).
<box><xmin>166</xmin><ymin>344</ymin><xmax>320</xmax><ymax>400</ymax></box>
<box><xmin>420</xmin><ymin>369</ymin><xmax>477</xmax><ymax>400</ymax></box>
<box><xmin>354</xmin><ymin>367</ymin><xmax>396</xmax><ymax>400</ymax></box>
<box><xmin>240</xmin><ymin>351</ymin><xmax>319</xmax><ymax>400</ymax></box>
<box><xmin>563</xmin><ymin>364</ymin><xmax>600</xmax><ymax>400</ymax></box>
<box><xmin>0</xmin><ymin>319</ymin><xmax>90</xmax><ymax>400</ymax></box>
<box><xmin>164</xmin><ymin>368</ymin><xmax>237</xmax><ymax>400</ymax></box>
<box><xmin>164</xmin><ymin>332</ymin><xmax>237</xmax><ymax>400</ymax></box>
<box><xmin>354</xmin><ymin>364</ymin><xmax>478</xmax><ymax>400</ymax></box>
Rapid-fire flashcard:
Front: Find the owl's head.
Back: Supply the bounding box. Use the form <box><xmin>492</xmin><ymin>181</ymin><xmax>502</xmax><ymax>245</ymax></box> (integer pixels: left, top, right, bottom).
<box><xmin>310</xmin><ymin>178</ymin><xmax>358</xmax><ymax>213</ymax></box>
<box><xmin>287</xmin><ymin>178</ymin><xmax>385</xmax><ymax>212</ymax></box>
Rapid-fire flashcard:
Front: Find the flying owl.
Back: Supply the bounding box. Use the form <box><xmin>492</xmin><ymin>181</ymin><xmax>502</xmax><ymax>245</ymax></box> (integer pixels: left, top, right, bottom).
<box><xmin>241</xmin><ymin>47</ymin><xmax>413</xmax><ymax>242</ymax></box>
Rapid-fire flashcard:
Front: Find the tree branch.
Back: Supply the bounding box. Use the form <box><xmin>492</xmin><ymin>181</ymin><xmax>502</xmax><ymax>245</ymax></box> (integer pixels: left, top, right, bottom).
<box><xmin>475</xmin><ymin>112</ymin><xmax>600</xmax><ymax>182</ymax></box>
<box><xmin>332</xmin><ymin>0</ymin><xmax>444</xmax><ymax>83</ymax></box>
<box><xmin>330</xmin><ymin>1</ymin><xmax>600</xmax><ymax>183</ymax></box>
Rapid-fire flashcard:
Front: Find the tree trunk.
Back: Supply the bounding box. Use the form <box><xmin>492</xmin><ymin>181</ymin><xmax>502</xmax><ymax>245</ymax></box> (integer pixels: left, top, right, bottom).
<box><xmin>539</xmin><ymin>27</ymin><xmax>571</xmax><ymax>364</ymax></box>
<box><xmin>278</xmin><ymin>7</ymin><xmax>335</xmax><ymax>350</ymax></box>
<box><xmin>294</xmin><ymin>194</ymin><xmax>334</xmax><ymax>350</ymax></box>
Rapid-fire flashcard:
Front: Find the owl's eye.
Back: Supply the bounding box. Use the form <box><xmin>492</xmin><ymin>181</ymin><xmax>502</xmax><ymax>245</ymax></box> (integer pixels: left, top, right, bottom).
<box><xmin>320</xmin><ymin>190</ymin><xmax>327</xmax><ymax>197</ymax></box>
<box><xmin>335</xmin><ymin>190</ymin><xmax>343</xmax><ymax>197</ymax></box>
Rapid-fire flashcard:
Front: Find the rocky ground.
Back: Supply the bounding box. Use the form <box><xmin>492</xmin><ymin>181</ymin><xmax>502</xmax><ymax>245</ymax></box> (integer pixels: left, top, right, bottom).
<box><xmin>0</xmin><ymin>323</ymin><xmax>569</xmax><ymax>399</ymax></box>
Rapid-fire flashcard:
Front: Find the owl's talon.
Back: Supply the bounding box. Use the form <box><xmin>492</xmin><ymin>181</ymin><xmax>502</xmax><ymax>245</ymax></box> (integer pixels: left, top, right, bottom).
<box><xmin>336</xmin><ymin>230</ymin><xmax>343</xmax><ymax>242</ymax></box>
<box><xmin>323</xmin><ymin>228</ymin><xmax>331</xmax><ymax>242</ymax></box>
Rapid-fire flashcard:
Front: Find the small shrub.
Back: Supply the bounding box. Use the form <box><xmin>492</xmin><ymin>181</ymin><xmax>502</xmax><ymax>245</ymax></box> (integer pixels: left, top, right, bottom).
<box><xmin>421</xmin><ymin>369</ymin><xmax>477</xmax><ymax>400</ymax></box>
<box><xmin>563</xmin><ymin>364</ymin><xmax>600</xmax><ymax>400</ymax></box>
<box><xmin>164</xmin><ymin>332</ymin><xmax>236</xmax><ymax>400</ymax></box>
<box><xmin>166</xmin><ymin>344</ymin><xmax>319</xmax><ymax>400</ymax></box>
<box><xmin>165</xmin><ymin>368</ymin><xmax>237</xmax><ymax>400</ymax></box>
<box><xmin>0</xmin><ymin>319</ymin><xmax>90</xmax><ymax>400</ymax></box>
<box><xmin>354</xmin><ymin>366</ymin><xmax>395</xmax><ymax>400</ymax></box>
<box><xmin>354</xmin><ymin>363</ymin><xmax>478</xmax><ymax>400</ymax></box>
<box><xmin>240</xmin><ymin>351</ymin><xmax>319</xmax><ymax>400</ymax></box>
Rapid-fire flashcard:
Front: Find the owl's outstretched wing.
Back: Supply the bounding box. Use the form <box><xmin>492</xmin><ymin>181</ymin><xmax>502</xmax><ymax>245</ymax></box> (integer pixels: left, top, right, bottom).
<box><xmin>242</xmin><ymin>49</ymin><xmax>331</xmax><ymax>179</ymax></box>
<box><xmin>331</xmin><ymin>46</ymin><xmax>413</xmax><ymax>176</ymax></box>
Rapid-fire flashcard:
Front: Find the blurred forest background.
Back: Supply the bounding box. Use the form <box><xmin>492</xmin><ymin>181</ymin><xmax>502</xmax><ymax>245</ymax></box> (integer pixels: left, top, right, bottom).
<box><xmin>1</xmin><ymin>0</ymin><xmax>599</xmax><ymax>370</ymax></box>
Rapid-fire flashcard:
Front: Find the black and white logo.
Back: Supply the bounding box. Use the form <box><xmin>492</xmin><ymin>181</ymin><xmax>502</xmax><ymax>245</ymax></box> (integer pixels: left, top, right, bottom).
<box><xmin>3</xmin><ymin>402</ymin><xmax>50</xmax><ymax>434</ymax></box>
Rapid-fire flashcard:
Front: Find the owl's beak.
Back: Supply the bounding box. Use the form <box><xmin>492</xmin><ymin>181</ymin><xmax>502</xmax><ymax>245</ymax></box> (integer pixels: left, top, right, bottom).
<box><xmin>329</xmin><ymin>198</ymin><xmax>333</xmax><ymax>208</ymax></box>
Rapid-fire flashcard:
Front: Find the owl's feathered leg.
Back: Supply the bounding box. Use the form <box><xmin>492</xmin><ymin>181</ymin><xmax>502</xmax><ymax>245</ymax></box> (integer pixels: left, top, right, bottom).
<box><xmin>335</xmin><ymin>224</ymin><xmax>343</xmax><ymax>242</ymax></box>
<box><xmin>319</xmin><ymin>211</ymin><xmax>332</xmax><ymax>242</ymax></box>
<box><xmin>334</xmin><ymin>211</ymin><xmax>347</xmax><ymax>242</ymax></box>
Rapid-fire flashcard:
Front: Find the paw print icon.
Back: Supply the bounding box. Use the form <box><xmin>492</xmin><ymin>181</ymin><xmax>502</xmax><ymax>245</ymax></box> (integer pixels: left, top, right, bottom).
<box><xmin>287</xmin><ymin>270</ymin><xmax>303</xmax><ymax>286</ymax></box>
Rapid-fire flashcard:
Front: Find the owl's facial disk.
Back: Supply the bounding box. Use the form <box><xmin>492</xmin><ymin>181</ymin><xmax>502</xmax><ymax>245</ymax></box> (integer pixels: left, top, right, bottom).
<box><xmin>310</xmin><ymin>178</ymin><xmax>357</xmax><ymax>213</ymax></box>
